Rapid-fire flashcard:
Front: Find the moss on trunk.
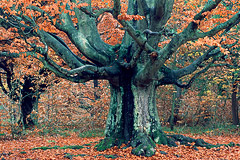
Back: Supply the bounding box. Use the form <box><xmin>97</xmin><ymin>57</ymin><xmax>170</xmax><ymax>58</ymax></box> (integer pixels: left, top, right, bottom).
<box><xmin>95</xmin><ymin>79</ymin><xmax>238</xmax><ymax>157</ymax></box>
<box><xmin>96</xmin><ymin>81</ymin><xmax>171</xmax><ymax>156</ymax></box>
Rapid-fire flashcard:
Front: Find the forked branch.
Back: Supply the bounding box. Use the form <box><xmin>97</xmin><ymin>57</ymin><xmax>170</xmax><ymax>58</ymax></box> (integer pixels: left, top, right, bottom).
<box><xmin>175</xmin><ymin>58</ymin><xmax>216</xmax><ymax>89</ymax></box>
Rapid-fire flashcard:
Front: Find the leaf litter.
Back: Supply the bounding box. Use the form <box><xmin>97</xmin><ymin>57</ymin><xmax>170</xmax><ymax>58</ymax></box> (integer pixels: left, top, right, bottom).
<box><xmin>0</xmin><ymin>133</ymin><xmax>240</xmax><ymax>159</ymax></box>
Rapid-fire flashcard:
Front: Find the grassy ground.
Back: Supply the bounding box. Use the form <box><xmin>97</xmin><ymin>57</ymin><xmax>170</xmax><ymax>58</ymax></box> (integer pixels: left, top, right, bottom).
<box><xmin>162</xmin><ymin>123</ymin><xmax>240</xmax><ymax>136</ymax></box>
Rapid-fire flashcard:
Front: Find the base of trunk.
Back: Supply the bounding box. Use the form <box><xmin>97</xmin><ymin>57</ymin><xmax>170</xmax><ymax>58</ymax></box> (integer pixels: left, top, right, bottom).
<box><xmin>130</xmin><ymin>131</ymin><xmax>156</xmax><ymax>157</ymax></box>
<box><xmin>18</xmin><ymin>116</ymin><xmax>35</xmax><ymax>129</ymax></box>
<box><xmin>97</xmin><ymin>80</ymin><xmax>238</xmax><ymax>157</ymax></box>
<box><xmin>95</xmin><ymin>131</ymin><xmax>239</xmax><ymax>157</ymax></box>
<box><xmin>95</xmin><ymin>130</ymin><xmax>175</xmax><ymax>157</ymax></box>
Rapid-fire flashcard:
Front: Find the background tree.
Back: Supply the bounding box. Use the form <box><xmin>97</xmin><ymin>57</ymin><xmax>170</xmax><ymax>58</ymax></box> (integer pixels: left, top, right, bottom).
<box><xmin>0</xmin><ymin>56</ymin><xmax>55</xmax><ymax>128</ymax></box>
<box><xmin>212</xmin><ymin>46</ymin><xmax>240</xmax><ymax>125</ymax></box>
<box><xmin>0</xmin><ymin>0</ymin><xmax>240</xmax><ymax>157</ymax></box>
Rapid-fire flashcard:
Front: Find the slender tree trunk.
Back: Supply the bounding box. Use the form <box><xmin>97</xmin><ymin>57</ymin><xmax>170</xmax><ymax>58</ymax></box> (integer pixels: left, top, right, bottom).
<box><xmin>19</xmin><ymin>77</ymin><xmax>38</xmax><ymax>128</ymax></box>
<box><xmin>169</xmin><ymin>85</ymin><xmax>182</xmax><ymax>130</ymax></box>
<box><xmin>169</xmin><ymin>92</ymin><xmax>176</xmax><ymax>130</ymax></box>
<box><xmin>20</xmin><ymin>95</ymin><xmax>36</xmax><ymax>128</ymax></box>
<box><xmin>93</xmin><ymin>80</ymin><xmax>99</xmax><ymax>100</ymax></box>
<box><xmin>231</xmin><ymin>82</ymin><xmax>239</xmax><ymax>125</ymax></box>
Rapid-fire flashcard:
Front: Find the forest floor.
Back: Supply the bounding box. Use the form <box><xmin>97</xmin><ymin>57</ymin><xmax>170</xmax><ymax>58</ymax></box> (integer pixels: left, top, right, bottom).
<box><xmin>0</xmin><ymin>128</ymin><xmax>240</xmax><ymax>159</ymax></box>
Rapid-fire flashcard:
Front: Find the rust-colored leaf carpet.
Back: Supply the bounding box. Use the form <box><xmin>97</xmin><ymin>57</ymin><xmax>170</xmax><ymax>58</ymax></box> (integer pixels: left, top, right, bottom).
<box><xmin>1</xmin><ymin>133</ymin><xmax>240</xmax><ymax>159</ymax></box>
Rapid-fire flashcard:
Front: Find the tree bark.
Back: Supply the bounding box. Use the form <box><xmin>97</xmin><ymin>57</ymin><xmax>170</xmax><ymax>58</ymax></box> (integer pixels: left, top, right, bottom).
<box><xmin>169</xmin><ymin>85</ymin><xmax>182</xmax><ymax>130</ymax></box>
<box><xmin>19</xmin><ymin>77</ymin><xmax>39</xmax><ymax>128</ymax></box>
<box><xmin>20</xmin><ymin>93</ymin><xmax>38</xmax><ymax>128</ymax></box>
<box><xmin>1</xmin><ymin>0</ymin><xmax>240</xmax><ymax>157</ymax></box>
<box><xmin>96</xmin><ymin>72</ymin><xmax>175</xmax><ymax>156</ymax></box>
<box><xmin>231</xmin><ymin>82</ymin><xmax>239</xmax><ymax>125</ymax></box>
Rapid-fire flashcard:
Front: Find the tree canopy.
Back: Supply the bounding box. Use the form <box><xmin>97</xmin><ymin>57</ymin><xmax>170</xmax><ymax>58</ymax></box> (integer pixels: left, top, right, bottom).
<box><xmin>0</xmin><ymin>0</ymin><xmax>239</xmax><ymax>86</ymax></box>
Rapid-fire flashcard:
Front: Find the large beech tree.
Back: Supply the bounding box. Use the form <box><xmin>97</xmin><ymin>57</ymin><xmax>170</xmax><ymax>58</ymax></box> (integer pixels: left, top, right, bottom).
<box><xmin>0</xmin><ymin>0</ymin><xmax>240</xmax><ymax>156</ymax></box>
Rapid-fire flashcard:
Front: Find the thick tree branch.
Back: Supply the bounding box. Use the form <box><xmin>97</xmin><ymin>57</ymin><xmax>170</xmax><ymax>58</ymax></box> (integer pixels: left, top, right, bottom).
<box><xmin>25</xmin><ymin>5</ymin><xmax>112</xmax><ymax>66</ymax></box>
<box><xmin>153</xmin><ymin>0</ymin><xmax>174</xmax><ymax>20</ymax></box>
<box><xmin>150</xmin><ymin>0</ymin><xmax>174</xmax><ymax>31</ymax></box>
<box><xmin>28</xmin><ymin>5</ymin><xmax>64</xmax><ymax>30</ymax></box>
<box><xmin>41</xmin><ymin>53</ymin><xmax>120</xmax><ymax>83</ymax></box>
<box><xmin>194</xmin><ymin>0</ymin><xmax>222</xmax><ymax>21</ymax></box>
<box><xmin>69</xmin><ymin>3</ymin><xmax>114</xmax><ymax>60</ymax></box>
<box><xmin>66</xmin><ymin>29</ymin><xmax>111</xmax><ymax>66</ymax></box>
<box><xmin>174</xmin><ymin>46</ymin><xmax>219</xmax><ymax>79</ymax></box>
<box><xmin>156</xmin><ymin>55</ymin><xmax>217</xmax><ymax>88</ymax></box>
<box><xmin>135</xmin><ymin>5</ymin><xmax>240</xmax><ymax>85</ymax></box>
<box><xmin>37</xmin><ymin>30</ymin><xmax>84</xmax><ymax>68</ymax></box>
<box><xmin>119</xmin><ymin>20</ymin><xmax>154</xmax><ymax>53</ymax></box>
<box><xmin>0</xmin><ymin>51</ymin><xmax>119</xmax><ymax>84</ymax></box>
<box><xmin>175</xmin><ymin>59</ymin><xmax>216</xmax><ymax>89</ymax></box>
<box><xmin>59</xmin><ymin>13</ymin><xmax>112</xmax><ymax>65</ymax></box>
<box><xmin>113</xmin><ymin>0</ymin><xmax>121</xmax><ymax>19</ymax></box>
<box><xmin>45</xmin><ymin>32</ymin><xmax>94</xmax><ymax>66</ymax></box>
<box><xmin>194</xmin><ymin>12</ymin><xmax>240</xmax><ymax>40</ymax></box>
<box><xmin>118</xmin><ymin>48</ymin><xmax>143</xmax><ymax>69</ymax></box>
<box><xmin>136</xmin><ymin>0</ymin><xmax>150</xmax><ymax>17</ymax></box>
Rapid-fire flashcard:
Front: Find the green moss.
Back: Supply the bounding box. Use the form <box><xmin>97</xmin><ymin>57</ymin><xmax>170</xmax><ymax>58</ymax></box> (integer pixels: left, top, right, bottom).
<box><xmin>131</xmin><ymin>132</ymin><xmax>156</xmax><ymax>157</ymax></box>
<box><xmin>20</xmin><ymin>151</ymin><xmax>27</xmax><ymax>154</ymax></box>
<box><xmin>95</xmin><ymin>136</ymin><xmax>125</xmax><ymax>151</ymax></box>
<box><xmin>95</xmin><ymin>137</ymin><xmax>116</xmax><ymax>151</ymax></box>
<box><xmin>226</xmin><ymin>142</ymin><xmax>236</xmax><ymax>147</ymax></box>
<box><xmin>98</xmin><ymin>154</ymin><xmax>119</xmax><ymax>159</ymax></box>
<box><xmin>131</xmin><ymin>143</ymin><xmax>156</xmax><ymax>157</ymax></box>
<box><xmin>64</xmin><ymin>153</ymin><xmax>88</xmax><ymax>158</ymax></box>
<box><xmin>152</xmin><ymin>130</ymin><xmax>168</xmax><ymax>145</ymax></box>
<box><xmin>32</xmin><ymin>146</ymin><xmax>60</xmax><ymax>150</ymax></box>
<box><xmin>158</xmin><ymin>134</ymin><xmax>168</xmax><ymax>145</ymax></box>
<box><xmin>59</xmin><ymin>145</ymin><xmax>84</xmax><ymax>149</ymax></box>
<box><xmin>32</xmin><ymin>145</ymin><xmax>84</xmax><ymax>150</ymax></box>
<box><xmin>0</xmin><ymin>133</ymin><xmax>6</xmax><ymax>136</ymax></box>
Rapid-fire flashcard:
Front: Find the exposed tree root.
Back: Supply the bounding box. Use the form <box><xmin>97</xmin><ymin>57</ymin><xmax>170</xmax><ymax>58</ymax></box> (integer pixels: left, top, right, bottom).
<box><xmin>95</xmin><ymin>132</ymin><xmax>240</xmax><ymax>157</ymax></box>
<box><xmin>130</xmin><ymin>132</ymin><xmax>156</xmax><ymax>157</ymax></box>
<box><xmin>95</xmin><ymin>136</ymin><xmax>126</xmax><ymax>151</ymax></box>
<box><xmin>167</xmin><ymin>134</ymin><xmax>239</xmax><ymax>149</ymax></box>
<box><xmin>152</xmin><ymin>130</ymin><xmax>177</xmax><ymax>147</ymax></box>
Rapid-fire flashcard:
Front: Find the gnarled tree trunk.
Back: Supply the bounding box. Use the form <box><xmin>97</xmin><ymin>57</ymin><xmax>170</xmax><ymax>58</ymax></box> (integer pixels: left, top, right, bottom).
<box><xmin>96</xmin><ymin>70</ymin><xmax>175</xmax><ymax>156</ymax></box>
<box><xmin>1</xmin><ymin>0</ymin><xmax>240</xmax><ymax>157</ymax></box>
<box><xmin>20</xmin><ymin>91</ymin><xmax>39</xmax><ymax>128</ymax></box>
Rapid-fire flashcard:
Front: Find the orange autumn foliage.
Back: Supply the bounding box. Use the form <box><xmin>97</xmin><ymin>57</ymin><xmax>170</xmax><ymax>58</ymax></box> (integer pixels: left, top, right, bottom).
<box><xmin>0</xmin><ymin>133</ymin><xmax>240</xmax><ymax>159</ymax></box>
<box><xmin>0</xmin><ymin>0</ymin><xmax>240</xmax><ymax>158</ymax></box>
